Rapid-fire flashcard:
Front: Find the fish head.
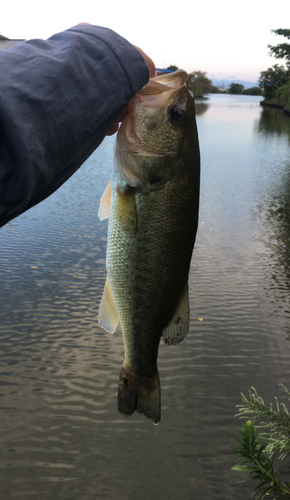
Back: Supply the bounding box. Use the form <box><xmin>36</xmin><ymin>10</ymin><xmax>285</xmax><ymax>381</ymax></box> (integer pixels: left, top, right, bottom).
<box><xmin>115</xmin><ymin>70</ymin><xmax>198</xmax><ymax>192</ymax></box>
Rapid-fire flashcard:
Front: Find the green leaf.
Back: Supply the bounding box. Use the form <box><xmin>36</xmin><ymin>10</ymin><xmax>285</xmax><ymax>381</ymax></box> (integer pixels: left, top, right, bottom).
<box><xmin>233</xmin><ymin>385</ymin><xmax>290</xmax><ymax>499</ymax></box>
<box><xmin>232</xmin><ymin>464</ymin><xmax>258</xmax><ymax>472</ymax></box>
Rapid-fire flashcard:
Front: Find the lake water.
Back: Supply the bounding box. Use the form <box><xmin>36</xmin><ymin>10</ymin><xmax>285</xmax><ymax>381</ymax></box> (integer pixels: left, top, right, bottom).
<box><xmin>1</xmin><ymin>94</ymin><xmax>290</xmax><ymax>499</ymax></box>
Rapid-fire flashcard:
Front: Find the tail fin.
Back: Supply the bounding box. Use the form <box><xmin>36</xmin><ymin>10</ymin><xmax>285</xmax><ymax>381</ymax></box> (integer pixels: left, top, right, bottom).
<box><xmin>118</xmin><ymin>365</ymin><xmax>161</xmax><ymax>424</ymax></box>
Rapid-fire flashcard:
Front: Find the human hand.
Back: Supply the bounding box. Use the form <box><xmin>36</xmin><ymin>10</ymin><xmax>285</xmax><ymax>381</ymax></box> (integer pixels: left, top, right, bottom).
<box><xmin>77</xmin><ymin>25</ymin><xmax>155</xmax><ymax>136</ymax></box>
<box><xmin>133</xmin><ymin>46</ymin><xmax>156</xmax><ymax>80</ymax></box>
<box><xmin>106</xmin><ymin>46</ymin><xmax>156</xmax><ymax>136</ymax></box>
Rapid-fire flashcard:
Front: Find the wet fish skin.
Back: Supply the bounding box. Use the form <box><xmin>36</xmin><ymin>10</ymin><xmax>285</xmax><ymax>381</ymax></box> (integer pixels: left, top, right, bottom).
<box><xmin>98</xmin><ymin>70</ymin><xmax>200</xmax><ymax>424</ymax></box>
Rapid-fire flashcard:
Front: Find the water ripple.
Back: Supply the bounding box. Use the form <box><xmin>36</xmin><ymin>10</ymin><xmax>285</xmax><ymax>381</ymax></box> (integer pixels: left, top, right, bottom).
<box><xmin>1</xmin><ymin>100</ymin><xmax>290</xmax><ymax>499</ymax></box>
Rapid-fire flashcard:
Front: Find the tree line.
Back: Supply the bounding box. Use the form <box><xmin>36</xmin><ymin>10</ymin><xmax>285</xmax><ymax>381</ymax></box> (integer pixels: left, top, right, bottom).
<box><xmin>166</xmin><ymin>66</ymin><xmax>262</xmax><ymax>97</ymax></box>
<box><xmin>167</xmin><ymin>29</ymin><xmax>290</xmax><ymax>104</ymax></box>
<box><xmin>166</xmin><ymin>66</ymin><xmax>263</xmax><ymax>97</ymax></box>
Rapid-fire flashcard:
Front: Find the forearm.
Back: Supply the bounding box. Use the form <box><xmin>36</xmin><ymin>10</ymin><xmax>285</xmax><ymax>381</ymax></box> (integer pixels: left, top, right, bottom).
<box><xmin>0</xmin><ymin>25</ymin><xmax>150</xmax><ymax>227</ymax></box>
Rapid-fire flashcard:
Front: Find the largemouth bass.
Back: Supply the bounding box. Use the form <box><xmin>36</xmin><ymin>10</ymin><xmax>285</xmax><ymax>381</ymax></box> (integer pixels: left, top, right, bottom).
<box><xmin>98</xmin><ymin>70</ymin><xmax>200</xmax><ymax>424</ymax></box>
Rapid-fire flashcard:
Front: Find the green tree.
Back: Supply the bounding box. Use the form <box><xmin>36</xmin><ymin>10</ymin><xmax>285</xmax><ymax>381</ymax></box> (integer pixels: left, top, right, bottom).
<box><xmin>228</xmin><ymin>83</ymin><xmax>245</xmax><ymax>94</ymax></box>
<box><xmin>258</xmin><ymin>64</ymin><xmax>290</xmax><ymax>99</ymax></box>
<box><xmin>167</xmin><ymin>65</ymin><xmax>178</xmax><ymax>71</ymax></box>
<box><xmin>275</xmin><ymin>82</ymin><xmax>290</xmax><ymax>107</ymax></box>
<box><xmin>268</xmin><ymin>29</ymin><xmax>290</xmax><ymax>62</ymax></box>
<box><xmin>188</xmin><ymin>71</ymin><xmax>212</xmax><ymax>97</ymax></box>
<box><xmin>242</xmin><ymin>86</ymin><xmax>262</xmax><ymax>96</ymax></box>
<box><xmin>210</xmin><ymin>85</ymin><xmax>222</xmax><ymax>94</ymax></box>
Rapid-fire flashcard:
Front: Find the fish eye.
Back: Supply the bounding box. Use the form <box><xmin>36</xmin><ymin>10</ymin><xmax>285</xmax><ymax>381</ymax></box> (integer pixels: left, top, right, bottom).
<box><xmin>169</xmin><ymin>105</ymin><xmax>183</xmax><ymax>122</ymax></box>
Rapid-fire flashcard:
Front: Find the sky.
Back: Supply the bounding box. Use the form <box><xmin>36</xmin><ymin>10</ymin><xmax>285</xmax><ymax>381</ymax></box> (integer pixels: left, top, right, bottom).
<box><xmin>1</xmin><ymin>0</ymin><xmax>290</xmax><ymax>83</ymax></box>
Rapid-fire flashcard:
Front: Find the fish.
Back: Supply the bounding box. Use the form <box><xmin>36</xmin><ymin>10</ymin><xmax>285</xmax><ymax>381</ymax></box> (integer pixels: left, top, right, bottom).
<box><xmin>98</xmin><ymin>70</ymin><xmax>200</xmax><ymax>424</ymax></box>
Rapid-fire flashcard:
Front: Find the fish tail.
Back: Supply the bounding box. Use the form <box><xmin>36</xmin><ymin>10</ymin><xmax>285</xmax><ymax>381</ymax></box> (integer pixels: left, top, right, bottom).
<box><xmin>118</xmin><ymin>365</ymin><xmax>161</xmax><ymax>424</ymax></box>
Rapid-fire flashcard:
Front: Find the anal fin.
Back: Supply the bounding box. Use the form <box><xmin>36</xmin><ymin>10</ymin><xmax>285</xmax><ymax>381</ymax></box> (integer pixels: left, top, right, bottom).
<box><xmin>98</xmin><ymin>277</ymin><xmax>119</xmax><ymax>333</ymax></box>
<box><xmin>162</xmin><ymin>282</ymin><xmax>190</xmax><ymax>345</ymax></box>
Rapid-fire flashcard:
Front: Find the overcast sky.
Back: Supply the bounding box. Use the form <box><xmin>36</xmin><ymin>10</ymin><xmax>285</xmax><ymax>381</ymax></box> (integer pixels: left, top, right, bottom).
<box><xmin>1</xmin><ymin>0</ymin><xmax>290</xmax><ymax>82</ymax></box>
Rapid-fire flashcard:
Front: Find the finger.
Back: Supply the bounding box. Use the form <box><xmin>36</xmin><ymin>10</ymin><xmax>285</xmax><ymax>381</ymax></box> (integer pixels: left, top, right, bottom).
<box><xmin>106</xmin><ymin>122</ymin><xmax>119</xmax><ymax>136</ymax></box>
<box><xmin>134</xmin><ymin>46</ymin><xmax>156</xmax><ymax>78</ymax></box>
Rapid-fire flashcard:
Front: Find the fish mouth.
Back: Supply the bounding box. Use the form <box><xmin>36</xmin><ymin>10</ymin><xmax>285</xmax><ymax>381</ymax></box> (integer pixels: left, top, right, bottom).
<box><xmin>117</xmin><ymin>70</ymin><xmax>190</xmax><ymax>156</ymax></box>
<box><xmin>139</xmin><ymin>69</ymin><xmax>189</xmax><ymax>94</ymax></box>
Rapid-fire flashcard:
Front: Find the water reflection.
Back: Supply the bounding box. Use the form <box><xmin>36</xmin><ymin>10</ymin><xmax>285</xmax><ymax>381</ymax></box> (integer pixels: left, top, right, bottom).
<box><xmin>195</xmin><ymin>99</ymin><xmax>209</xmax><ymax>116</ymax></box>
<box><xmin>252</xmin><ymin>109</ymin><xmax>290</xmax><ymax>326</ymax></box>
<box><xmin>256</xmin><ymin>106</ymin><xmax>290</xmax><ymax>141</ymax></box>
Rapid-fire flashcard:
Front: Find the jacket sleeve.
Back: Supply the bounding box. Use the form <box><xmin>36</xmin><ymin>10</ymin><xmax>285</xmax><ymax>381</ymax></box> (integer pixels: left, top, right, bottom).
<box><xmin>0</xmin><ymin>25</ymin><xmax>150</xmax><ymax>227</ymax></box>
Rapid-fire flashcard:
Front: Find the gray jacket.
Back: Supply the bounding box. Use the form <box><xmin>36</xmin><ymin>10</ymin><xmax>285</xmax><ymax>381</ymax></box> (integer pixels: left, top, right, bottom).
<box><xmin>0</xmin><ymin>25</ymin><xmax>149</xmax><ymax>227</ymax></box>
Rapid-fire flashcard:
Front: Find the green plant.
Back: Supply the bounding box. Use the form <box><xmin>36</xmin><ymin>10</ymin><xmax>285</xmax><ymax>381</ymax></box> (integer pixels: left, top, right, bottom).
<box><xmin>275</xmin><ymin>82</ymin><xmax>290</xmax><ymax>108</ymax></box>
<box><xmin>268</xmin><ymin>29</ymin><xmax>290</xmax><ymax>63</ymax></box>
<box><xmin>243</xmin><ymin>86</ymin><xmax>263</xmax><ymax>96</ymax></box>
<box><xmin>188</xmin><ymin>71</ymin><xmax>212</xmax><ymax>97</ymax></box>
<box><xmin>232</xmin><ymin>386</ymin><xmax>290</xmax><ymax>499</ymax></box>
<box><xmin>258</xmin><ymin>64</ymin><xmax>290</xmax><ymax>100</ymax></box>
<box><xmin>228</xmin><ymin>83</ymin><xmax>245</xmax><ymax>94</ymax></box>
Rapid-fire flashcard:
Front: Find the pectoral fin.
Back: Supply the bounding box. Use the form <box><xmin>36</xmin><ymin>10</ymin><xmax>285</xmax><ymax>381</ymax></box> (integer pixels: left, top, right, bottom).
<box><xmin>98</xmin><ymin>180</ymin><xmax>111</xmax><ymax>221</ymax></box>
<box><xmin>162</xmin><ymin>282</ymin><xmax>190</xmax><ymax>345</ymax></box>
<box><xmin>98</xmin><ymin>277</ymin><xmax>119</xmax><ymax>333</ymax></box>
<box><xmin>116</xmin><ymin>186</ymin><xmax>138</xmax><ymax>232</ymax></box>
